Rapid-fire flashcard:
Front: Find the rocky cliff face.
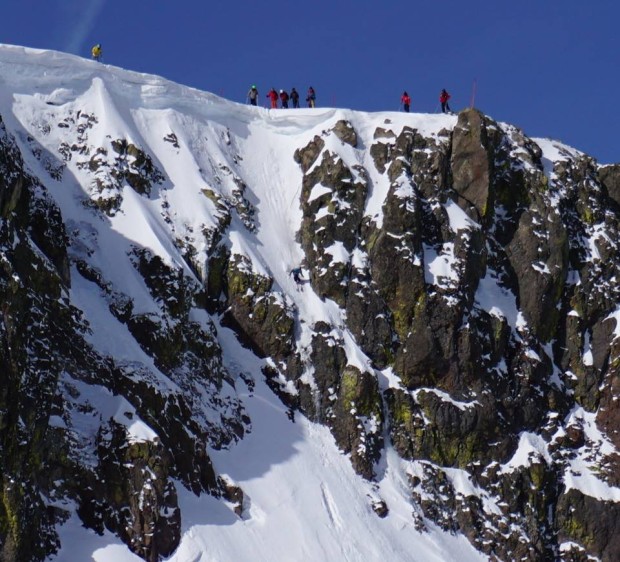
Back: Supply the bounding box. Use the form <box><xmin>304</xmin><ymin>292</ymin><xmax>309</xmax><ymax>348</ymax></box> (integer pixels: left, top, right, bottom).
<box><xmin>0</xmin><ymin>52</ymin><xmax>618</xmax><ymax>562</ymax></box>
<box><xmin>284</xmin><ymin>110</ymin><xmax>620</xmax><ymax>562</ymax></box>
<box><xmin>0</xmin><ymin>114</ymin><xmax>247</xmax><ymax>561</ymax></box>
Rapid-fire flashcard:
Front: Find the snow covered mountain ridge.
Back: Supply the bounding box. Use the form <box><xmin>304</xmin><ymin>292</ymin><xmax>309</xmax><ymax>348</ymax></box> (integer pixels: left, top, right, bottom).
<box><xmin>0</xmin><ymin>44</ymin><xmax>618</xmax><ymax>562</ymax></box>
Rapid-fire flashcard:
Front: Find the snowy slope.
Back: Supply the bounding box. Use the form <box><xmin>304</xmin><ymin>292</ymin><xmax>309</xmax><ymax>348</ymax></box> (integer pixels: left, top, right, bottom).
<box><xmin>1</xmin><ymin>44</ymin><xmax>618</xmax><ymax>562</ymax></box>
<box><xmin>0</xmin><ymin>45</ymin><xmax>489</xmax><ymax>562</ymax></box>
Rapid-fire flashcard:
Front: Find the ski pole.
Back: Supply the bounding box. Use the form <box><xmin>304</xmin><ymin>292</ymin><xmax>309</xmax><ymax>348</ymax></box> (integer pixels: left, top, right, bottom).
<box><xmin>470</xmin><ymin>79</ymin><xmax>477</xmax><ymax>108</ymax></box>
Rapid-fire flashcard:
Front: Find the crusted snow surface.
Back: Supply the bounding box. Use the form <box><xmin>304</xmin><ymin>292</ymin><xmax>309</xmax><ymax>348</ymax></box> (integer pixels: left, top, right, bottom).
<box><xmin>424</xmin><ymin>242</ymin><xmax>459</xmax><ymax>287</ymax></box>
<box><xmin>474</xmin><ymin>269</ymin><xmax>521</xmax><ymax>332</ymax></box>
<box><xmin>500</xmin><ymin>432</ymin><xmax>552</xmax><ymax>473</ymax></box>
<box><xmin>534</xmin><ymin>137</ymin><xmax>584</xmax><ymax>177</ymax></box>
<box><xmin>560</xmin><ymin>407</ymin><xmax>620</xmax><ymax>502</ymax></box>
<box><xmin>413</xmin><ymin>388</ymin><xmax>480</xmax><ymax>412</ymax></box>
<box><xmin>444</xmin><ymin>199</ymin><xmax>480</xmax><ymax>232</ymax></box>
<box><xmin>159</xmin><ymin>328</ymin><xmax>488</xmax><ymax>562</ymax></box>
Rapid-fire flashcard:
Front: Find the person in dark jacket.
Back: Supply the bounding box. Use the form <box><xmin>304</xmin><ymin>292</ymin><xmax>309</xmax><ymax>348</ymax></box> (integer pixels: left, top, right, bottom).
<box><xmin>247</xmin><ymin>85</ymin><xmax>259</xmax><ymax>106</ymax></box>
<box><xmin>306</xmin><ymin>86</ymin><xmax>316</xmax><ymax>108</ymax></box>
<box><xmin>290</xmin><ymin>267</ymin><xmax>304</xmax><ymax>286</ymax></box>
<box><xmin>439</xmin><ymin>89</ymin><xmax>451</xmax><ymax>113</ymax></box>
<box><xmin>267</xmin><ymin>88</ymin><xmax>278</xmax><ymax>109</ymax></box>
<box><xmin>279</xmin><ymin>89</ymin><xmax>290</xmax><ymax>108</ymax></box>
<box><xmin>290</xmin><ymin>88</ymin><xmax>300</xmax><ymax>108</ymax></box>
<box><xmin>401</xmin><ymin>91</ymin><xmax>411</xmax><ymax>112</ymax></box>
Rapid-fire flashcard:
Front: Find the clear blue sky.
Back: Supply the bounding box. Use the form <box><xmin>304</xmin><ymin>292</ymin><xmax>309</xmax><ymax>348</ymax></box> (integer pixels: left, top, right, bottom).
<box><xmin>3</xmin><ymin>0</ymin><xmax>618</xmax><ymax>163</ymax></box>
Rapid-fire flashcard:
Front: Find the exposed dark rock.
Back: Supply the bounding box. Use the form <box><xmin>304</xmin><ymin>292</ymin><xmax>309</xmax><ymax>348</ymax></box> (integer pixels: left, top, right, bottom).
<box><xmin>81</xmin><ymin>422</ymin><xmax>181</xmax><ymax>562</ymax></box>
<box><xmin>599</xmin><ymin>164</ymin><xmax>620</xmax><ymax>208</ymax></box>
<box><xmin>293</xmin><ymin>135</ymin><xmax>325</xmax><ymax>173</ymax></box>
<box><xmin>297</xmin><ymin>146</ymin><xmax>368</xmax><ymax>305</ymax></box>
<box><xmin>331</xmin><ymin>366</ymin><xmax>383</xmax><ymax>479</ymax></box>
<box><xmin>371</xmin><ymin>499</ymin><xmax>389</xmax><ymax>518</ymax></box>
<box><xmin>222</xmin><ymin>254</ymin><xmax>295</xmax><ymax>361</ymax></box>
<box><xmin>450</xmin><ymin>109</ymin><xmax>496</xmax><ymax>223</ymax></box>
<box><xmin>557</xmin><ymin>489</ymin><xmax>620</xmax><ymax>562</ymax></box>
<box><xmin>332</xmin><ymin>120</ymin><xmax>358</xmax><ymax>147</ymax></box>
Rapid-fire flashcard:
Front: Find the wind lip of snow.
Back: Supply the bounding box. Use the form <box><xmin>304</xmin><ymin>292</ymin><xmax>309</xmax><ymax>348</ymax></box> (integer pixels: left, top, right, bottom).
<box><xmin>499</xmin><ymin>432</ymin><xmax>551</xmax><ymax>473</ymax></box>
<box><xmin>563</xmin><ymin>464</ymin><xmax>620</xmax><ymax>502</ymax></box>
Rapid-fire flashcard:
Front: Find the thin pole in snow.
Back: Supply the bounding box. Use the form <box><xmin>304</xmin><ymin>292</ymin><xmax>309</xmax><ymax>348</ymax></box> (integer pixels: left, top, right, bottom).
<box><xmin>470</xmin><ymin>79</ymin><xmax>477</xmax><ymax>109</ymax></box>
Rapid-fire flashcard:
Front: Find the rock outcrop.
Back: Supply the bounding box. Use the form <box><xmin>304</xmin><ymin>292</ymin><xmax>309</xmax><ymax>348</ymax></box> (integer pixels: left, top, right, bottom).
<box><xmin>284</xmin><ymin>109</ymin><xmax>620</xmax><ymax>561</ymax></box>
<box><xmin>0</xmin><ymin>116</ymin><xmax>247</xmax><ymax>561</ymax></box>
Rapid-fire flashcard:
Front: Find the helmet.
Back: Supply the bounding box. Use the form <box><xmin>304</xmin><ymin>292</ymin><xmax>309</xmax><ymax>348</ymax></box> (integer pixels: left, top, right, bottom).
<box><xmin>280</xmin><ymin>89</ymin><xmax>283</xmax><ymax>93</ymax></box>
<box><xmin>252</xmin><ymin>85</ymin><xmax>256</xmax><ymax>89</ymax></box>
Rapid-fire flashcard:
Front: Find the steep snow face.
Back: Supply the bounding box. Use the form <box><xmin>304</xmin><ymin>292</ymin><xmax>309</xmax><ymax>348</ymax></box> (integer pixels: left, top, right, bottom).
<box><xmin>0</xmin><ymin>44</ymin><xmax>619</xmax><ymax>562</ymax></box>
<box><xmin>0</xmin><ymin>45</ymin><xmax>483</xmax><ymax>562</ymax></box>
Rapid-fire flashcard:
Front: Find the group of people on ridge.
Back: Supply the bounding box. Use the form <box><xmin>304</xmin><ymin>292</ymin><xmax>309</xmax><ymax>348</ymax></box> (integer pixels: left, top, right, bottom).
<box><xmin>401</xmin><ymin>88</ymin><xmax>452</xmax><ymax>113</ymax></box>
<box><xmin>248</xmin><ymin>86</ymin><xmax>316</xmax><ymax>109</ymax></box>
<box><xmin>90</xmin><ymin>44</ymin><xmax>452</xmax><ymax>115</ymax></box>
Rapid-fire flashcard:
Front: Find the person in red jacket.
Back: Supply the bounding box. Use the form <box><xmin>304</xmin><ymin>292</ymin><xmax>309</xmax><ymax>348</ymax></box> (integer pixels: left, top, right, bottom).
<box><xmin>267</xmin><ymin>88</ymin><xmax>278</xmax><ymax>109</ymax></box>
<box><xmin>401</xmin><ymin>91</ymin><xmax>411</xmax><ymax>112</ymax></box>
<box><xmin>279</xmin><ymin>89</ymin><xmax>290</xmax><ymax>108</ymax></box>
<box><xmin>439</xmin><ymin>89</ymin><xmax>451</xmax><ymax>113</ymax></box>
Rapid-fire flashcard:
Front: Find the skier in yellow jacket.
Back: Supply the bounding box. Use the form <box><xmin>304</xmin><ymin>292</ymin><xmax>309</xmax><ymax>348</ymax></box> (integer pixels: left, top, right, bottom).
<box><xmin>91</xmin><ymin>44</ymin><xmax>102</xmax><ymax>62</ymax></box>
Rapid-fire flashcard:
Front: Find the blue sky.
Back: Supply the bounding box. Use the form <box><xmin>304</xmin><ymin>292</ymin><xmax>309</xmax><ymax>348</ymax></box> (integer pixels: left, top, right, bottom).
<box><xmin>3</xmin><ymin>0</ymin><xmax>618</xmax><ymax>163</ymax></box>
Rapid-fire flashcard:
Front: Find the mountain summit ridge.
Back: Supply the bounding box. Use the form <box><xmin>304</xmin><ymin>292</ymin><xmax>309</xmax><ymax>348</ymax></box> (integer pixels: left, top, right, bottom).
<box><xmin>0</xmin><ymin>44</ymin><xmax>618</xmax><ymax>562</ymax></box>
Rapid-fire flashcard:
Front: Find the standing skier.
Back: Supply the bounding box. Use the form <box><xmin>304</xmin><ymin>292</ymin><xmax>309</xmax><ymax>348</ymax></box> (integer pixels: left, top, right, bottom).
<box><xmin>91</xmin><ymin>44</ymin><xmax>102</xmax><ymax>61</ymax></box>
<box><xmin>267</xmin><ymin>88</ymin><xmax>278</xmax><ymax>109</ymax></box>
<box><xmin>401</xmin><ymin>91</ymin><xmax>411</xmax><ymax>112</ymax></box>
<box><xmin>290</xmin><ymin>88</ymin><xmax>300</xmax><ymax>108</ymax></box>
<box><xmin>247</xmin><ymin>85</ymin><xmax>259</xmax><ymax>106</ymax></box>
<box><xmin>439</xmin><ymin>89</ymin><xmax>451</xmax><ymax>113</ymax></box>
<box><xmin>290</xmin><ymin>267</ymin><xmax>304</xmax><ymax>287</ymax></box>
<box><xmin>279</xmin><ymin>89</ymin><xmax>290</xmax><ymax>108</ymax></box>
<box><xmin>306</xmin><ymin>86</ymin><xmax>316</xmax><ymax>108</ymax></box>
